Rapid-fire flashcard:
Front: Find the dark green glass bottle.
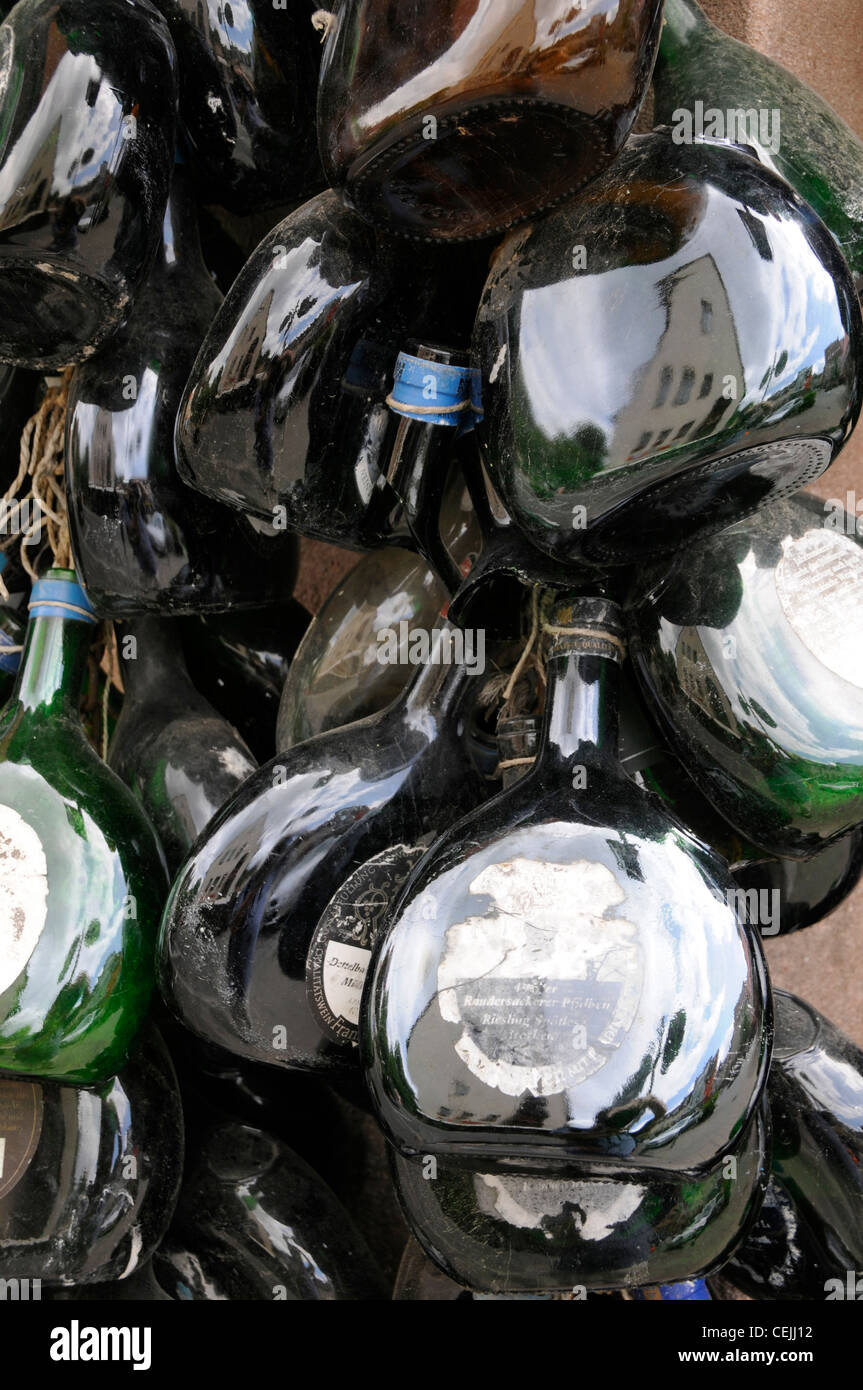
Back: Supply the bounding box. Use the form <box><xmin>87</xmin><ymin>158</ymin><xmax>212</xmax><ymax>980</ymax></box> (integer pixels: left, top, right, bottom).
<box><xmin>0</xmin><ymin>571</ymin><xmax>168</xmax><ymax>1084</ymax></box>
<box><xmin>626</xmin><ymin>492</ymin><xmax>863</xmax><ymax>859</ymax></box>
<box><xmin>366</xmin><ymin>595</ymin><xmax>770</xmax><ymax>1171</ymax></box>
<box><xmin>0</xmin><ymin>1025</ymin><xmax>183</xmax><ymax>1286</ymax></box>
<box><xmin>152</xmin><ymin>1118</ymin><xmax>387</xmax><ymax>1300</ymax></box>
<box><xmin>276</xmin><ymin>462</ymin><xmax>480</xmax><ymax>750</ymax></box>
<box><xmin>654</xmin><ymin>0</ymin><xmax>863</xmax><ymax>295</ymax></box>
<box><xmin>180</xmin><ymin>600</ymin><xmax>311</xmax><ymax>765</ymax></box>
<box><xmin>723</xmin><ymin>990</ymin><xmax>863</xmax><ymax>1300</ymax></box>
<box><xmin>472</xmin><ymin>132</ymin><xmax>862</xmax><ymax>567</ymax></box>
<box><xmin>108</xmin><ymin>617</ymin><xmax>257</xmax><ymax>874</ymax></box>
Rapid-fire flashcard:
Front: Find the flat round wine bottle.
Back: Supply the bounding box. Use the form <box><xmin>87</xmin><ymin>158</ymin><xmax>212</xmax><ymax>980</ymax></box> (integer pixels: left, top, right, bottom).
<box><xmin>617</xmin><ymin>665</ymin><xmax>863</xmax><ymax>936</ymax></box>
<box><xmin>175</xmin><ymin>190</ymin><xmax>486</xmax><ymax>548</ymax></box>
<box><xmin>390</xmin><ymin>1103</ymin><xmax>769</xmax><ymax>1294</ymax></box>
<box><xmin>317</xmin><ymin>0</ymin><xmax>663</xmax><ymax>242</ymax></box>
<box><xmin>180</xmin><ymin>600</ymin><xmax>311</xmax><ymax>764</ymax></box>
<box><xmin>276</xmin><ymin>462</ymin><xmax>480</xmax><ymax>749</ymax></box>
<box><xmin>365</xmin><ymin>596</ymin><xmax>770</xmax><ymax>1172</ymax></box>
<box><xmin>626</xmin><ymin>491</ymin><xmax>863</xmax><ymax>859</ymax></box>
<box><xmin>723</xmin><ymin>990</ymin><xmax>863</xmax><ymax>1300</ymax></box>
<box><xmin>0</xmin><ymin>0</ymin><xmax>177</xmax><ymax>369</ymax></box>
<box><xmin>0</xmin><ymin>571</ymin><xmax>169</xmax><ymax>1084</ymax></box>
<box><xmin>0</xmin><ymin>1025</ymin><xmax>183</xmax><ymax>1286</ymax></box>
<box><xmin>154</xmin><ymin>0</ymin><xmax>324</xmax><ymax>213</ymax></box>
<box><xmin>108</xmin><ymin>617</ymin><xmax>257</xmax><ymax>875</ymax></box>
<box><xmin>472</xmin><ymin>132</ymin><xmax>862</xmax><ymax>567</ymax></box>
<box><xmin>158</xmin><ymin>625</ymin><xmax>489</xmax><ymax>1076</ymax></box>
<box><xmin>151</xmin><ymin>1118</ymin><xmax>386</xmax><ymax>1300</ymax></box>
<box><xmin>654</xmin><ymin>0</ymin><xmax>863</xmax><ymax>296</ymax></box>
<box><xmin>66</xmin><ymin>161</ymin><xmax>300</xmax><ymax>616</ymax></box>
<box><xmin>387</xmin><ymin>703</ymin><xmax>769</xmax><ymax>1295</ymax></box>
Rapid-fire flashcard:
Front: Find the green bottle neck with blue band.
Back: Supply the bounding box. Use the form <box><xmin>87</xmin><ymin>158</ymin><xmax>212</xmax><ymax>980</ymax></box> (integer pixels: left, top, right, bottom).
<box><xmin>12</xmin><ymin>568</ymin><xmax>97</xmax><ymax>716</ymax></box>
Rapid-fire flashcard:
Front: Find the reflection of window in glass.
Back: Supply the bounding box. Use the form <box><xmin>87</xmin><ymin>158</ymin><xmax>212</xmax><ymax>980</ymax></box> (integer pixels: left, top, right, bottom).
<box><xmin>654</xmin><ymin>366</ymin><xmax>673</xmax><ymax>408</ymax></box>
<box><xmin>698</xmin><ymin>373</ymin><xmax>713</xmax><ymax>399</ymax></box>
<box><xmin>634</xmin><ymin>431</ymin><xmax>652</xmax><ymax>453</ymax></box>
<box><xmin>676</xmin><ymin>421</ymin><xmax>695</xmax><ymax>439</ymax></box>
<box><xmin>673</xmin><ymin>368</ymin><xmax>696</xmax><ymax>407</ymax></box>
<box><xmin>655</xmin><ymin>429</ymin><xmax>672</xmax><ymax>447</ymax></box>
<box><xmin>700</xmin><ymin>300</ymin><xmax>713</xmax><ymax>334</ymax></box>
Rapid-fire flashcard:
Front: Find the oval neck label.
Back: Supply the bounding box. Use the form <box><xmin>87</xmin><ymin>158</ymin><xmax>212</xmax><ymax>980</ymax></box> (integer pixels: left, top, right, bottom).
<box><xmin>0</xmin><ymin>1079</ymin><xmax>43</xmax><ymax>1200</ymax></box>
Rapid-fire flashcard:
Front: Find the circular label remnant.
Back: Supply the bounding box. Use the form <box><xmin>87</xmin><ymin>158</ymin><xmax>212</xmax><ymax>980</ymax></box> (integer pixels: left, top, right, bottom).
<box><xmin>0</xmin><ymin>1079</ymin><xmax>43</xmax><ymax>1200</ymax></box>
<box><xmin>436</xmin><ymin>857</ymin><xmax>643</xmax><ymax>1098</ymax></box>
<box><xmin>306</xmin><ymin>845</ymin><xmax>425</xmax><ymax>1046</ymax></box>
<box><xmin>0</xmin><ymin>805</ymin><xmax>49</xmax><ymax>998</ymax></box>
<box><xmin>776</xmin><ymin>528</ymin><xmax>863</xmax><ymax>689</ymax></box>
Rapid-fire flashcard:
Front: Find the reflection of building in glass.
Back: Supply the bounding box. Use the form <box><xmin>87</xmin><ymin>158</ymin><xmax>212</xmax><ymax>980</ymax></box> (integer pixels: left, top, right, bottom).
<box><xmin>676</xmin><ymin>626</ymin><xmax>739</xmax><ymax>734</ymax></box>
<box><xmin>614</xmin><ymin>256</ymin><xmax>745</xmax><ymax>464</ymax></box>
<box><xmin>216</xmin><ymin>288</ymin><xmax>274</xmax><ymax>394</ymax></box>
<box><xmin>0</xmin><ymin>122</ymin><xmax>59</xmax><ymax>228</ymax></box>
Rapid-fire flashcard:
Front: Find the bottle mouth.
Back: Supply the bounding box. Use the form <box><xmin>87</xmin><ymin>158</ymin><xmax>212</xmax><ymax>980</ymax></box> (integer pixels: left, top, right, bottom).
<box><xmin>29</xmin><ymin>571</ymin><xmax>97</xmax><ymax>625</ymax></box>
<box><xmin>544</xmin><ymin>594</ymin><xmax>626</xmax><ymax>660</ymax></box>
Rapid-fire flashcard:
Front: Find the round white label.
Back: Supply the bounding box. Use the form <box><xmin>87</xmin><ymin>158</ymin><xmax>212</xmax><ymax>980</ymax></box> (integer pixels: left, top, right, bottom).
<box><xmin>0</xmin><ymin>805</ymin><xmax>49</xmax><ymax>998</ymax></box>
<box><xmin>776</xmin><ymin>529</ymin><xmax>863</xmax><ymax>689</ymax></box>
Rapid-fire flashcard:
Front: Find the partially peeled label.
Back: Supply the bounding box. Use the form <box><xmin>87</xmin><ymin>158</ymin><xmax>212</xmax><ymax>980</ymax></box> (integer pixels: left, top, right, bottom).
<box><xmin>0</xmin><ymin>805</ymin><xmax>49</xmax><ymax>998</ymax></box>
<box><xmin>437</xmin><ymin>857</ymin><xmax>643</xmax><ymax>1098</ymax></box>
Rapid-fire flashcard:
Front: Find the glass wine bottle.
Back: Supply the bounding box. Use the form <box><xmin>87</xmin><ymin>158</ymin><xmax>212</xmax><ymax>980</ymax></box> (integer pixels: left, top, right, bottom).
<box><xmin>0</xmin><ymin>0</ymin><xmax>177</xmax><ymax>369</ymax></box>
<box><xmin>151</xmin><ymin>1118</ymin><xmax>386</xmax><ymax>1300</ymax></box>
<box><xmin>0</xmin><ymin>1024</ymin><xmax>183</xmax><ymax>1286</ymax></box>
<box><xmin>276</xmin><ymin>461</ymin><xmax>480</xmax><ymax>750</ymax></box>
<box><xmin>158</xmin><ymin>624</ymin><xmax>490</xmax><ymax>1077</ymax></box>
<box><xmin>180</xmin><ymin>599</ymin><xmax>311</xmax><ymax>764</ymax></box>
<box><xmin>618</xmin><ymin>664</ymin><xmax>863</xmax><ymax>936</ymax></box>
<box><xmin>175</xmin><ymin>190</ymin><xmax>487</xmax><ymax>551</ymax></box>
<box><xmin>626</xmin><ymin>490</ymin><xmax>863</xmax><ymax>859</ymax></box>
<box><xmin>390</xmin><ymin>1123</ymin><xmax>768</xmax><ymax>1295</ymax></box>
<box><xmin>365</xmin><ymin>595</ymin><xmax>770</xmax><ymax>1171</ymax></box>
<box><xmin>0</xmin><ymin>570</ymin><xmax>169</xmax><ymax>1084</ymax></box>
<box><xmin>317</xmin><ymin>0</ymin><xmax>664</xmax><ymax>242</ymax></box>
<box><xmin>723</xmin><ymin>990</ymin><xmax>863</xmax><ymax>1300</ymax></box>
<box><xmin>472</xmin><ymin>131</ymin><xmax>862</xmax><ymax>567</ymax></box>
<box><xmin>654</xmin><ymin>0</ymin><xmax>863</xmax><ymax>295</ymax></box>
<box><xmin>153</xmin><ymin>0</ymin><xmax>324</xmax><ymax>213</ymax></box>
<box><xmin>65</xmin><ymin>160</ymin><xmax>300</xmax><ymax>616</ymax></box>
<box><xmin>108</xmin><ymin>617</ymin><xmax>257</xmax><ymax>874</ymax></box>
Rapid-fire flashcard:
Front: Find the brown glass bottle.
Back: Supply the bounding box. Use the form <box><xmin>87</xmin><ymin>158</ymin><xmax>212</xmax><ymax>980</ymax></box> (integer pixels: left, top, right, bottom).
<box><xmin>318</xmin><ymin>0</ymin><xmax>664</xmax><ymax>242</ymax></box>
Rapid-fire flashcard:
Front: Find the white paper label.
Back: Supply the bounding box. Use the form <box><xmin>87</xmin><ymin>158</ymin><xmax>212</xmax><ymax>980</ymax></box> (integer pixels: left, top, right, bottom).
<box><xmin>776</xmin><ymin>529</ymin><xmax>863</xmax><ymax>688</ymax></box>
<box><xmin>437</xmin><ymin>857</ymin><xmax>642</xmax><ymax>1098</ymax></box>
<box><xmin>322</xmin><ymin>942</ymin><xmax>370</xmax><ymax>1028</ymax></box>
<box><xmin>0</xmin><ymin>805</ymin><xmax>49</xmax><ymax>997</ymax></box>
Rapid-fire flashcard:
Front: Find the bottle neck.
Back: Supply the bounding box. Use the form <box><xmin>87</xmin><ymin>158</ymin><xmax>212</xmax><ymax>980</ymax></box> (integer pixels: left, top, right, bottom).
<box><xmin>12</xmin><ymin>616</ymin><xmax>92</xmax><ymax>718</ymax></box>
<box><xmin>152</xmin><ymin>164</ymin><xmax>209</xmax><ymax>280</ymax></box>
<box><xmin>399</xmin><ymin>623</ymin><xmax>476</xmax><ymax>722</ymax></box>
<box><xmin>119</xmin><ymin>616</ymin><xmax>194</xmax><ymax>705</ymax></box>
<box><xmin>540</xmin><ymin>651</ymin><xmax>621</xmax><ymax>768</ymax></box>
<box><xmin>661</xmin><ymin>0</ymin><xmax>712</xmax><ymax>58</ymax></box>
